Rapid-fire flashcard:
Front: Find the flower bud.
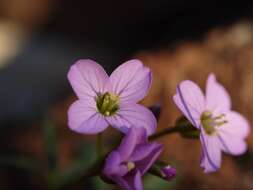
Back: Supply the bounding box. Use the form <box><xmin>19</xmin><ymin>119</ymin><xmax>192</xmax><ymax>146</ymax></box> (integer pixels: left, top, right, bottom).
<box><xmin>160</xmin><ymin>165</ymin><xmax>176</xmax><ymax>181</ymax></box>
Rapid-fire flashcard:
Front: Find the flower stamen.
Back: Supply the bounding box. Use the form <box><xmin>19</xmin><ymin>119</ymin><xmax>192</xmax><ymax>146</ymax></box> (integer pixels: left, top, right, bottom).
<box><xmin>126</xmin><ymin>161</ymin><xmax>135</xmax><ymax>171</ymax></box>
<box><xmin>96</xmin><ymin>92</ymin><xmax>120</xmax><ymax>116</ymax></box>
<box><xmin>201</xmin><ymin>111</ymin><xmax>228</xmax><ymax>135</ymax></box>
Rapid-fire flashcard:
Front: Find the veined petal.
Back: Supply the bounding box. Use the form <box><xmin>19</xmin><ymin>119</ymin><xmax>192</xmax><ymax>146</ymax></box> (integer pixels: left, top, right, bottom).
<box><xmin>200</xmin><ymin>133</ymin><xmax>222</xmax><ymax>173</ymax></box>
<box><xmin>217</xmin><ymin>111</ymin><xmax>250</xmax><ymax>155</ymax></box>
<box><xmin>117</xmin><ymin>127</ymin><xmax>147</xmax><ymax>161</ymax></box>
<box><xmin>68</xmin><ymin>100</ymin><xmax>108</xmax><ymax>134</ymax></box>
<box><xmin>109</xmin><ymin>59</ymin><xmax>152</xmax><ymax>103</ymax></box>
<box><xmin>206</xmin><ymin>73</ymin><xmax>231</xmax><ymax>114</ymax></box>
<box><xmin>173</xmin><ymin>80</ymin><xmax>205</xmax><ymax>129</ymax></box>
<box><xmin>107</xmin><ymin>103</ymin><xmax>157</xmax><ymax>136</ymax></box>
<box><xmin>67</xmin><ymin>59</ymin><xmax>109</xmax><ymax>100</ymax></box>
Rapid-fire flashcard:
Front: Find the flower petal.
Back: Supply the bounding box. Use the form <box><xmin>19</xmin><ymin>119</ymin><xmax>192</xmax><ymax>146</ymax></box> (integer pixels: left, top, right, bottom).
<box><xmin>117</xmin><ymin>127</ymin><xmax>147</xmax><ymax>161</ymax></box>
<box><xmin>134</xmin><ymin>143</ymin><xmax>163</xmax><ymax>174</ymax></box>
<box><xmin>217</xmin><ymin>111</ymin><xmax>250</xmax><ymax>155</ymax></box>
<box><xmin>107</xmin><ymin>103</ymin><xmax>157</xmax><ymax>136</ymax></box>
<box><xmin>109</xmin><ymin>59</ymin><xmax>152</xmax><ymax>103</ymax></box>
<box><xmin>103</xmin><ymin>151</ymin><xmax>128</xmax><ymax>177</ymax></box>
<box><xmin>114</xmin><ymin>176</ymin><xmax>132</xmax><ymax>190</ymax></box>
<box><xmin>200</xmin><ymin>133</ymin><xmax>222</xmax><ymax>173</ymax></box>
<box><xmin>129</xmin><ymin>143</ymin><xmax>161</xmax><ymax>162</ymax></box>
<box><xmin>133</xmin><ymin>171</ymin><xmax>143</xmax><ymax>190</ymax></box>
<box><xmin>206</xmin><ymin>73</ymin><xmax>231</xmax><ymax>114</ymax></box>
<box><xmin>68</xmin><ymin>100</ymin><xmax>108</xmax><ymax>134</ymax></box>
<box><xmin>124</xmin><ymin>171</ymin><xmax>143</xmax><ymax>190</ymax></box>
<box><xmin>67</xmin><ymin>59</ymin><xmax>109</xmax><ymax>100</ymax></box>
<box><xmin>173</xmin><ymin>80</ymin><xmax>205</xmax><ymax>129</ymax></box>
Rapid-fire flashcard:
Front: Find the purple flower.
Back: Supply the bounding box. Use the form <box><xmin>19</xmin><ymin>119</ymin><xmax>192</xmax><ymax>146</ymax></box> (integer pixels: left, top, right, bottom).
<box><xmin>160</xmin><ymin>165</ymin><xmax>176</xmax><ymax>181</ymax></box>
<box><xmin>103</xmin><ymin>127</ymin><xmax>163</xmax><ymax>190</ymax></box>
<box><xmin>67</xmin><ymin>59</ymin><xmax>156</xmax><ymax>135</ymax></box>
<box><xmin>173</xmin><ymin>73</ymin><xmax>250</xmax><ymax>173</ymax></box>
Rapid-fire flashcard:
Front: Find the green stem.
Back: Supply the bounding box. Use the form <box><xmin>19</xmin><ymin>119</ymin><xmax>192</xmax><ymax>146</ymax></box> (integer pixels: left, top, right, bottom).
<box><xmin>96</xmin><ymin>133</ymin><xmax>103</xmax><ymax>158</ymax></box>
<box><xmin>148</xmin><ymin>165</ymin><xmax>165</xmax><ymax>179</ymax></box>
<box><xmin>60</xmin><ymin>157</ymin><xmax>105</xmax><ymax>189</ymax></box>
<box><xmin>149</xmin><ymin>126</ymin><xmax>180</xmax><ymax>140</ymax></box>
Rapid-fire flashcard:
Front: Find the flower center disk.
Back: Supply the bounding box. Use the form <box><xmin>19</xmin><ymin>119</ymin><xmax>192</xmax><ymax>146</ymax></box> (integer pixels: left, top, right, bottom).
<box><xmin>96</xmin><ymin>92</ymin><xmax>120</xmax><ymax>116</ymax></box>
<box><xmin>200</xmin><ymin>111</ymin><xmax>228</xmax><ymax>135</ymax></box>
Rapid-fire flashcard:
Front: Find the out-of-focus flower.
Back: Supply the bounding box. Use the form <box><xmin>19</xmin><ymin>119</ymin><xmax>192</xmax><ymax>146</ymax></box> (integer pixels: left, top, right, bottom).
<box><xmin>0</xmin><ymin>21</ymin><xmax>27</xmax><ymax>68</ymax></box>
<box><xmin>103</xmin><ymin>127</ymin><xmax>163</xmax><ymax>190</ymax></box>
<box><xmin>160</xmin><ymin>165</ymin><xmax>176</xmax><ymax>181</ymax></box>
<box><xmin>173</xmin><ymin>73</ymin><xmax>250</xmax><ymax>173</ymax></box>
<box><xmin>67</xmin><ymin>59</ymin><xmax>156</xmax><ymax>135</ymax></box>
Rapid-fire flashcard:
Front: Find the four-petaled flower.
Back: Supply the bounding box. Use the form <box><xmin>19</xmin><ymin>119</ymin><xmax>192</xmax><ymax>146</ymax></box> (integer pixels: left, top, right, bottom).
<box><xmin>67</xmin><ymin>59</ymin><xmax>156</xmax><ymax>135</ymax></box>
<box><xmin>173</xmin><ymin>73</ymin><xmax>250</xmax><ymax>173</ymax></box>
<box><xmin>103</xmin><ymin>126</ymin><xmax>163</xmax><ymax>190</ymax></box>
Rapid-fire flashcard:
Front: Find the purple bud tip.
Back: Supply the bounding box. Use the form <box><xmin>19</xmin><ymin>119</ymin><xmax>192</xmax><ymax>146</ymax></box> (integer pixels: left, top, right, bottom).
<box><xmin>161</xmin><ymin>165</ymin><xmax>176</xmax><ymax>181</ymax></box>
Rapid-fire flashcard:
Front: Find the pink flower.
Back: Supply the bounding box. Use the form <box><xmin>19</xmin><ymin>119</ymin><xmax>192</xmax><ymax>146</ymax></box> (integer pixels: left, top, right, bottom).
<box><xmin>67</xmin><ymin>59</ymin><xmax>156</xmax><ymax>135</ymax></box>
<box><xmin>173</xmin><ymin>73</ymin><xmax>250</xmax><ymax>173</ymax></box>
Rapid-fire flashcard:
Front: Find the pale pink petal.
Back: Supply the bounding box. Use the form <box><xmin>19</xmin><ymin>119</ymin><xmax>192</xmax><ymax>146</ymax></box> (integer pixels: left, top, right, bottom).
<box><xmin>68</xmin><ymin>100</ymin><xmax>108</xmax><ymax>134</ymax></box>
<box><xmin>173</xmin><ymin>80</ymin><xmax>205</xmax><ymax>129</ymax></box>
<box><xmin>106</xmin><ymin>103</ymin><xmax>156</xmax><ymax>136</ymax></box>
<box><xmin>67</xmin><ymin>59</ymin><xmax>109</xmax><ymax>100</ymax></box>
<box><xmin>217</xmin><ymin>111</ymin><xmax>250</xmax><ymax>155</ymax></box>
<box><xmin>109</xmin><ymin>59</ymin><xmax>152</xmax><ymax>103</ymax></box>
<box><xmin>200</xmin><ymin>133</ymin><xmax>222</xmax><ymax>173</ymax></box>
<box><xmin>205</xmin><ymin>73</ymin><xmax>231</xmax><ymax>114</ymax></box>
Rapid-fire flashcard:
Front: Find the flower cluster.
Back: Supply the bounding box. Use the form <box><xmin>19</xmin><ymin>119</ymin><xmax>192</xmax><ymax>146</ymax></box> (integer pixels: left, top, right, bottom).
<box><xmin>67</xmin><ymin>59</ymin><xmax>250</xmax><ymax>189</ymax></box>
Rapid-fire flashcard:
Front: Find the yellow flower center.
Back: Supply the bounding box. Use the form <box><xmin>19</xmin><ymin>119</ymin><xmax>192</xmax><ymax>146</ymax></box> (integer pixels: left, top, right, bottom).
<box><xmin>201</xmin><ymin>111</ymin><xmax>228</xmax><ymax>135</ymax></box>
<box><xmin>96</xmin><ymin>92</ymin><xmax>119</xmax><ymax>116</ymax></box>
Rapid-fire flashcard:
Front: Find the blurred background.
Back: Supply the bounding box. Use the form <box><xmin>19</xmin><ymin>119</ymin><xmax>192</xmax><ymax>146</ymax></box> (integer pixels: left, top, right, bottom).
<box><xmin>1</xmin><ymin>0</ymin><xmax>253</xmax><ymax>189</ymax></box>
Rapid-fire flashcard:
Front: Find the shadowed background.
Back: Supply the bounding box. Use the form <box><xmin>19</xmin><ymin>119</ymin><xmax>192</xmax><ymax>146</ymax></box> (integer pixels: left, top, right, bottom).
<box><xmin>0</xmin><ymin>0</ymin><xmax>253</xmax><ymax>189</ymax></box>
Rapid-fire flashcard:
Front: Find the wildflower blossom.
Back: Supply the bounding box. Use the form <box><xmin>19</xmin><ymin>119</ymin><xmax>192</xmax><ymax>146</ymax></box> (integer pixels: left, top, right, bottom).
<box><xmin>103</xmin><ymin>127</ymin><xmax>163</xmax><ymax>190</ymax></box>
<box><xmin>173</xmin><ymin>73</ymin><xmax>250</xmax><ymax>173</ymax></box>
<box><xmin>67</xmin><ymin>59</ymin><xmax>156</xmax><ymax>135</ymax></box>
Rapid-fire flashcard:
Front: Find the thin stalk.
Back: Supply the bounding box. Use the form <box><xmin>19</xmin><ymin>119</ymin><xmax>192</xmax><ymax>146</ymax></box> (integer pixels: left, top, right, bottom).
<box><xmin>149</xmin><ymin>126</ymin><xmax>180</xmax><ymax>140</ymax></box>
<box><xmin>96</xmin><ymin>133</ymin><xmax>103</xmax><ymax>158</ymax></box>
